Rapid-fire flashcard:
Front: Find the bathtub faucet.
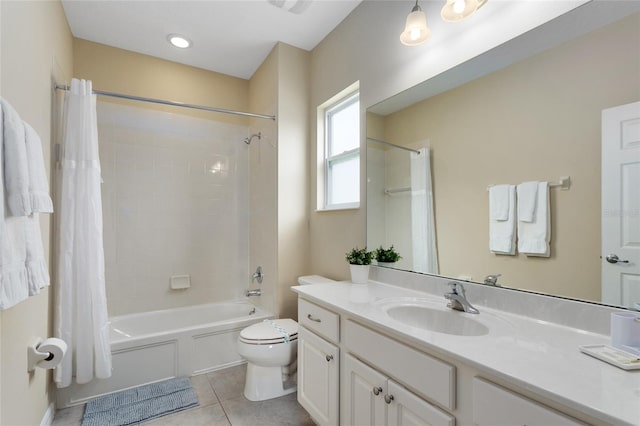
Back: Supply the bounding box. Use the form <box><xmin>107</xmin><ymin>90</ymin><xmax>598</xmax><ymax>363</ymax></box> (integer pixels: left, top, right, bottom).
<box><xmin>246</xmin><ymin>289</ymin><xmax>261</xmax><ymax>297</ymax></box>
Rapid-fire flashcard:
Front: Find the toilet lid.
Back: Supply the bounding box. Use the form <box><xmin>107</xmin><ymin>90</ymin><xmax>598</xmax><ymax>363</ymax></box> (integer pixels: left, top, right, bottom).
<box><xmin>240</xmin><ymin>319</ymin><xmax>298</xmax><ymax>344</ymax></box>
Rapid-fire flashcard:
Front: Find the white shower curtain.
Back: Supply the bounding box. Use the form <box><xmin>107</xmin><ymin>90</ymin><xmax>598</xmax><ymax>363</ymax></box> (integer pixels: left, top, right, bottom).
<box><xmin>55</xmin><ymin>79</ymin><xmax>111</xmax><ymax>387</ymax></box>
<box><xmin>410</xmin><ymin>148</ymin><xmax>438</xmax><ymax>274</ymax></box>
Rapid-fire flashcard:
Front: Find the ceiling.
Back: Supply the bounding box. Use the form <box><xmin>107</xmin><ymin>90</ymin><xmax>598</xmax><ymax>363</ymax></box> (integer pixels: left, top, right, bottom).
<box><xmin>61</xmin><ymin>0</ymin><xmax>363</xmax><ymax>80</ymax></box>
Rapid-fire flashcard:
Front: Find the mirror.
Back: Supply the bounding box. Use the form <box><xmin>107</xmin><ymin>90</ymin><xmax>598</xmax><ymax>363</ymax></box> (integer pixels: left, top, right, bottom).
<box><xmin>366</xmin><ymin>5</ymin><xmax>640</xmax><ymax>309</ymax></box>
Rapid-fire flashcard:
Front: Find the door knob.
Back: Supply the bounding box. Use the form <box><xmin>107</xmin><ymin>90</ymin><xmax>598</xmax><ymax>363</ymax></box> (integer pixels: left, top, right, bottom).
<box><xmin>606</xmin><ymin>254</ymin><xmax>629</xmax><ymax>264</ymax></box>
<box><xmin>384</xmin><ymin>394</ymin><xmax>394</xmax><ymax>404</ymax></box>
<box><xmin>372</xmin><ymin>386</ymin><xmax>382</xmax><ymax>396</ymax></box>
<box><xmin>326</xmin><ymin>354</ymin><xmax>333</xmax><ymax>362</ymax></box>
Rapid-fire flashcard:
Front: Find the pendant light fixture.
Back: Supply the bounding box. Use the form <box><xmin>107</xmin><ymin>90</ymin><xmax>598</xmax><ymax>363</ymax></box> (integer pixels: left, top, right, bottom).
<box><xmin>441</xmin><ymin>0</ymin><xmax>488</xmax><ymax>22</ymax></box>
<box><xmin>400</xmin><ymin>0</ymin><xmax>431</xmax><ymax>46</ymax></box>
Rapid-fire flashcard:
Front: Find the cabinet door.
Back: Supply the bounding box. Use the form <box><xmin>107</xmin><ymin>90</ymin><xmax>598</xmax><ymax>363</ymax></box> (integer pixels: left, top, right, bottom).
<box><xmin>343</xmin><ymin>355</ymin><xmax>387</xmax><ymax>426</ymax></box>
<box><xmin>473</xmin><ymin>377</ymin><xmax>585</xmax><ymax>426</ymax></box>
<box><xmin>298</xmin><ymin>325</ymin><xmax>339</xmax><ymax>426</ymax></box>
<box><xmin>386</xmin><ymin>380</ymin><xmax>455</xmax><ymax>426</ymax></box>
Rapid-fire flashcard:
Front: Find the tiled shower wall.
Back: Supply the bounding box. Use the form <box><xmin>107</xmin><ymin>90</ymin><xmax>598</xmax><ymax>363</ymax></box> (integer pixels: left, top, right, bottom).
<box><xmin>97</xmin><ymin>102</ymin><xmax>250</xmax><ymax>316</ymax></box>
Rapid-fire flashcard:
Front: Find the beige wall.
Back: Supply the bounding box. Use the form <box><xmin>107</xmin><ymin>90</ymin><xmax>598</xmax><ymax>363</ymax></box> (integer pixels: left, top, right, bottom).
<box><xmin>249</xmin><ymin>45</ymin><xmax>279</xmax><ymax>315</ymax></box>
<box><xmin>276</xmin><ymin>44</ymin><xmax>310</xmax><ymax>320</ymax></box>
<box><xmin>0</xmin><ymin>1</ymin><xmax>73</xmax><ymax>424</ymax></box>
<box><xmin>381</xmin><ymin>14</ymin><xmax>640</xmax><ymax>301</ymax></box>
<box><xmin>73</xmin><ymin>39</ymin><xmax>250</xmax><ymax>127</ymax></box>
<box><xmin>249</xmin><ymin>43</ymin><xmax>310</xmax><ymax>319</ymax></box>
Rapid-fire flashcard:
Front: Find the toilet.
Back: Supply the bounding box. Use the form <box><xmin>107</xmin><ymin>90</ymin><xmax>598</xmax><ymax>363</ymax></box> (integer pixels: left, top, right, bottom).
<box><xmin>237</xmin><ymin>275</ymin><xmax>335</xmax><ymax>401</ymax></box>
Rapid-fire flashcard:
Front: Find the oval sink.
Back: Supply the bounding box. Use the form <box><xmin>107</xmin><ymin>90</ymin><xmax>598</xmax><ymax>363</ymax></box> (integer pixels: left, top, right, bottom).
<box><xmin>383</xmin><ymin>303</ymin><xmax>489</xmax><ymax>336</ymax></box>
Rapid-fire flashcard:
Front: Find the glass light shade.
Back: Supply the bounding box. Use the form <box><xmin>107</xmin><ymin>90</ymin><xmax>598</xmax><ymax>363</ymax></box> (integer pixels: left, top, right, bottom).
<box><xmin>441</xmin><ymin>0</ymin><xmax>480</xmax><ymax>22</ymax></box>
<box><xmin>400</xmin><ymin>8</ymin><xmax>431</xmax><ymax>46</ymax></box>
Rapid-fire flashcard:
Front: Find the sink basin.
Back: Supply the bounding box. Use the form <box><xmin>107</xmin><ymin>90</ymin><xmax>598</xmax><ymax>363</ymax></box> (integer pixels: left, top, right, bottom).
<box><xmin>378</xmin><ymin>299</ymin><xmax>489</xmax><ymax>336</ymax></box>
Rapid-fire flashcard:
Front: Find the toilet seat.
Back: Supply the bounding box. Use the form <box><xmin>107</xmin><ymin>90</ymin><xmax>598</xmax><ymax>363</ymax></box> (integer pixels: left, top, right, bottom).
<box><xmin>239</xmin><ymin>319</ymin><xmax>298</xmax><ymax>345</ymax></box>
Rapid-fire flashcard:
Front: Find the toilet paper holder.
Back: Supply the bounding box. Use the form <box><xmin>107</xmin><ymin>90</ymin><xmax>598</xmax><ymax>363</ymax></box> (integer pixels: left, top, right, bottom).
<box><xmin>27</xmin><ymin>337</ymin><xmax>66</xmax><ymax>372</ymax></box>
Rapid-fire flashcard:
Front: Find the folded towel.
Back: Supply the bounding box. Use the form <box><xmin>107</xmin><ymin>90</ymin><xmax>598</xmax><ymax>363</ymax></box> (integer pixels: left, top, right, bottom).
<box><xmin>517</xmin><ymin>181</ymin><xmax>538</xmax><ymax>223</ymax></box>
<box><xmin>518</xmin><ymin>181</ymin><xmax>550</xmax><ymax>257</ymax></box>
<box><xmin>489</xmin><ymin>184</ymin><xmax>510</xmax><ymax>221</ymax></box>
<box><xmin>1</xmin><ymin>98</ymin><xmax>31</xmax><ymax>216</ymax></box>
<box><xmin>24</xmin><ymin>122</ymin><xmax>53</xmax><ymax>213</ymax></box>
<box><xmin>489</xmin><ymin>185</ymin><xmax>516</xmax><ymax>255</ymax></box>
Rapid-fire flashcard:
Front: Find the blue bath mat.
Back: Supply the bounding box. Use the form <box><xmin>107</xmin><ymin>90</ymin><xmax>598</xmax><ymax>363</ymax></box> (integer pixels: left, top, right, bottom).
<box><xmin>81</xmin><ymin>377</ymin><xmax>199</xmax><ymax>425</ymax></box>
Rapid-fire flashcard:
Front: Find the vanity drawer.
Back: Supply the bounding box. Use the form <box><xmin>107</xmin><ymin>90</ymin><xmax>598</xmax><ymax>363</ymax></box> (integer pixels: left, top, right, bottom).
<box><xmin>344</xmin><ymin>320</ymin><xmax>455</xmax><ymax>411</ymax></box>
<box><xmin>473</xmin><ymin>377</ymin><xmax>585</xmax><ymax>425</ymax></box>
<box><xmin>298</xmin><ymin>298</ymin><xmax>339</xmax><ymax>343</ymax></box>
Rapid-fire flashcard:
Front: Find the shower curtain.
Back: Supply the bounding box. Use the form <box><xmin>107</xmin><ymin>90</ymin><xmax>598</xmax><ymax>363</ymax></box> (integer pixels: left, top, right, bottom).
<box><xmin>55</xmin><ymin>79</ymin><xmax>111</xmax><ymax>387</ymax></box>
<box><xmin>410</xmin><ymin>148</ymin><xmax>438</xmax><ymax>274</ymax></box>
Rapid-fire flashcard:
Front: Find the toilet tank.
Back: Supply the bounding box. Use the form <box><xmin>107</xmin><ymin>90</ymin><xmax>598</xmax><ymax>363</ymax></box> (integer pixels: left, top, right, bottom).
<box><xmin>297</xmin><ymin>275</ymin><xmax>335</xmax><ymax>286</ymax></box>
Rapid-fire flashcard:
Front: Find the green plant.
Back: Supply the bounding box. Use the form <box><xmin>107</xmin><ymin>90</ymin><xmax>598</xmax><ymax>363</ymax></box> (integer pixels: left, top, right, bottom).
<box><xmin>375</xmin><ymin>245</ymin><xmax>402</xmax><ymax>263</ymax></box>
<box><xmin>345</xmin><ymin>247</ymin><xmax>375</xmax><ymax>265</ymax></box>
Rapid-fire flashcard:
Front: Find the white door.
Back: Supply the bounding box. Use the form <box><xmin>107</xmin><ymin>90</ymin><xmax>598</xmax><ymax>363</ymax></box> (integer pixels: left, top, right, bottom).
<box><xmin>343</xmin><ymin>355</ymin><xmax>387</xmax><ymax>426</ymax></box>
<box><xmin>297</xmin><ymin>326</ymin><xmax>339</xmax><ymax>426</ymax></box>
<box><xmin>386</xmin><ymin>380</ymin><xmax>454</xmax><ymax>426</ymax></box>
<box><xmin>602</xmin><ymin>101</ymin><xmax>640</xmax><ymax>308</ymax></box>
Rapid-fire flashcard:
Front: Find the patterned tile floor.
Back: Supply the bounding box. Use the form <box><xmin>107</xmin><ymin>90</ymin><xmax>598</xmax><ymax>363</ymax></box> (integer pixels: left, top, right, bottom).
<box><xmin>52</xmin><ymin>364</ymin><xmax>315</xmax><ymax>426</ymax></box>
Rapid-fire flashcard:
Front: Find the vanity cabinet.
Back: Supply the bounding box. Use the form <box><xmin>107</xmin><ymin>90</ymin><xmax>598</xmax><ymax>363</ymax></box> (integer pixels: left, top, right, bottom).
<box><xmin>344</xmin><ymin>354</ymin><xmax>455</xmax><ymax>426</ymax></box>
<box><xmin>472</xmin><ymin>377</ymin><xmax>585</xmax><ymax>426</ymax></box>
<box><xmin>296</xmin><ymin>293</ymin><xmax>595</xmax><ymax>426</ymax></box>
<box><xmin>297</xmin><ymin>299</ymin><xmax>340</xmax><ymax>426</ymax></box>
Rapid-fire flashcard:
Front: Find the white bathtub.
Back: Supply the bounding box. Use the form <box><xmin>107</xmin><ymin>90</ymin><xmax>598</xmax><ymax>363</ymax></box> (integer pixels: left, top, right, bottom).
<box><xmin>56</xmin><ymin>300</ymin><xmax>271</xmax><ymax>408</ymax></box>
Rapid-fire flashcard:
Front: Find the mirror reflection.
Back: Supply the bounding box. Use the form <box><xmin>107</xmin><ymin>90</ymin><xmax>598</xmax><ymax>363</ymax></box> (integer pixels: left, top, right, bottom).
<box><xmin>367</xmin><ymin>10</ymin><xmax>640</xmax><ymax>309</ymax></box>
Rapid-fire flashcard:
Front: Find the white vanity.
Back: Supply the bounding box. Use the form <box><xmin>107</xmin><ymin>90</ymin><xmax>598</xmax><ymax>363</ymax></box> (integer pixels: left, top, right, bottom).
<box><xmin>292</xmin><ymin>271</ymin><xmax>640</xmax><ymax>426</ymax></box>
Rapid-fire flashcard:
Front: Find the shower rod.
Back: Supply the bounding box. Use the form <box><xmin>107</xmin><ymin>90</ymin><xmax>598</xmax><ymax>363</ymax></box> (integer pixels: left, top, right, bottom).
<box><xmin>366</xmin><ymin>137</ymin><xmax>420</xmax><ymax>154</ymax></box>
<box><xmin>54</xmin><ymin>84</ymin><xmax>276</xmax><ymax>121</ymax></box>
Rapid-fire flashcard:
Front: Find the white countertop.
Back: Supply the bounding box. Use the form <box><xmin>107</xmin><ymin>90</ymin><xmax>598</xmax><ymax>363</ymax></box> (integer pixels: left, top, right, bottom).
<box><xmin>292</xmin><ymin>281</ymin><xmax>640</xmax><ymax>426</ymax></box>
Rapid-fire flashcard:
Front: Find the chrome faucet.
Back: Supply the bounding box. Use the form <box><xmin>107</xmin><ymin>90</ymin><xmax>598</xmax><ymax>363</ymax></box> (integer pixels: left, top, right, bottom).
<box><xmin>445</xmin><ymin>282</ymin><xmax>479</xmax><ymax>314</ymax></box>
<box><xmin>246</xmin><ymin>289</ymin><xmax>261</xmax><ymax>297</ymax></box>
<box><xmin>483</xmin><ymin>273</ymin><xmax>501</xmax><ymax>287</ymax></box>
<box><xmin>252</xmin><ymin>266</ymin><xmax>264</xmax><ymax>284</ymax></box>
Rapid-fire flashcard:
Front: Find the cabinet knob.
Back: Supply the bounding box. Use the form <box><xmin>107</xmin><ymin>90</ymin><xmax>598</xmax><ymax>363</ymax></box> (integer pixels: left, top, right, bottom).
<box><xmin>384</xmin><ymin>394</ymin><xmax>394</xmax><ymax>404</ymax></box>
<box><xmin>326</xmin><ymin>354</ymin><xmax>334</xmax><ymax>362</ymax></box>
<box><xmin>372</xmin><ymin>386</ymin><xmax>382</xmax><ymax>396</ymax></box>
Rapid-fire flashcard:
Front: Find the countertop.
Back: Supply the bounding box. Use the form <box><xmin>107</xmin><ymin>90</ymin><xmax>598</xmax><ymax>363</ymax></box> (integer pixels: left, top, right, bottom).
<box><xmin>292</xmin><ymin>281</ymin><xmax>640</xmax><ymax>426</ymax></box>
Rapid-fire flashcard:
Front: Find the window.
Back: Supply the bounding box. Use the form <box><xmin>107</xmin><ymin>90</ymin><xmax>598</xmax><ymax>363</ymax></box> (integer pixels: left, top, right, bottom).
<box><xmin>322</xmin><ymin>92</ymin><xmax>360</xmax><ymax>210</ymax></box>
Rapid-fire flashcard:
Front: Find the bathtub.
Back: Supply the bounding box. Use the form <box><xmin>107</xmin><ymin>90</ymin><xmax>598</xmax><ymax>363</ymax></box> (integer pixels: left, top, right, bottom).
<box><xmin>56</xmin><ymin>300</ymin><xmax>271</xmax><ymax>408</ymax></box>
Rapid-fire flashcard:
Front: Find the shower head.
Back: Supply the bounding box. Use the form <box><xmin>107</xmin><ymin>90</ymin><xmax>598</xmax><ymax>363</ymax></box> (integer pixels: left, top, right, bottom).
<box><xmin>243</xmin><ymin>132</ymin><xmax>262</xmax><ymax>145</ymax></box>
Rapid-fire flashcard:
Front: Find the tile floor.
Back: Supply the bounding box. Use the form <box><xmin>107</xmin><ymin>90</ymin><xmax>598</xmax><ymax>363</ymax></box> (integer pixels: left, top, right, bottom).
<box><xmin>52</xmin><ymin>364</ymin><xmax>315</xmax><ymax>426</ymax></box>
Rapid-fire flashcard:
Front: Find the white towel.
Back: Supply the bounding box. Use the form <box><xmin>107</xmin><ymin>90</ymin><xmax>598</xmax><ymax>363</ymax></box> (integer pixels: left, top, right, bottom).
<box><xmin>518</xmin><ymin>181</ymin><xmax>550</xmax><ymax>257</ymax></box>
<box><xmin>24</xmin><ymin>122</ymin><xmax>53</xmax><ymax>214</ymax></box>
<box><xmin>517</xmin><ymin>181</ymin><xmax>538</xmax><ymax>223</ymax></box>
<box><xmin>489</xmin><ymin>184</ymin><xmax>510</xmax><ymax>221</ymax></box>
<box><xmin>489</xmin><ymin>185</ymin><xmax>516</xmax><ymax>255</ymax></box>
<box><xmin>1</xmin><ymin>98</ymin><xmax>31</xmax><ymax>216</ymax></box>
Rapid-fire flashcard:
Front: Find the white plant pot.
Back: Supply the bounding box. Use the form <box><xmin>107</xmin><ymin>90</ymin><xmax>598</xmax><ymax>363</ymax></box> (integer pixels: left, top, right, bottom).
<box><xmin>377</xmin><ymin>261</ymin><xmax>396</xmax><ymax>268</ymax></box>
<box><xmin>349</xmin><ymin>264</ymin><xmax>370</xmax><ymax>284</ymax></box>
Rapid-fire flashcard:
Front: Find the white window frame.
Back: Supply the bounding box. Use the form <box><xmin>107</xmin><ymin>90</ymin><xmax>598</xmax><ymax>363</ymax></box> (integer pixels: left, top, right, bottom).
<box><xmin>321</xmin><ymin>91</ymin><xmax>360</xmax><ymax>211</ymax></box>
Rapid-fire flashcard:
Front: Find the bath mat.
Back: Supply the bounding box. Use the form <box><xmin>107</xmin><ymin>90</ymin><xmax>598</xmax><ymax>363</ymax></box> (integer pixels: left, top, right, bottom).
<box><xmin>81</xmin><ymin>377</ymin><xmax>199</xmax><ymax>426</ymax></box>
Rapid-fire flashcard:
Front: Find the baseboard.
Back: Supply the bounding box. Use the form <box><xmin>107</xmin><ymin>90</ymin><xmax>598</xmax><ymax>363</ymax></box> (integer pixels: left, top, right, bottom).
<box><xmin>40</xmin><ymin>403</ymin><xmax>56</xmax><ymax>426</ymax></box>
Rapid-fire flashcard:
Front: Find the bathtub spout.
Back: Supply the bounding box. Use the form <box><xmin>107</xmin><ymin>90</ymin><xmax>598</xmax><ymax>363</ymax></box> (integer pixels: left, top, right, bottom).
<box><xmin>246</xmin><ymin>289</ymin><xmax>261</xmax><ymax>297</ymax></box>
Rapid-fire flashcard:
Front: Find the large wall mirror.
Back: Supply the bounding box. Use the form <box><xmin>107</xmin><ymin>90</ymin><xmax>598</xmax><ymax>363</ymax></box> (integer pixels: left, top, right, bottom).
<box><xmin>367</xmin><ymin>3</ymin><xmax>640</xmax><ymax>310</ymax></box>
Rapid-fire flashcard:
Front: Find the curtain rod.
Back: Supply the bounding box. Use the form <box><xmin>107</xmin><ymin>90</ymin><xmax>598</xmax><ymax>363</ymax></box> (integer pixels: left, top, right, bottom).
<box><xmin>54</xmin><ymin>84</ymin><xmax>276</xmax><ymax>121</ymax></box>
<box><xmin>366</xmin><ymin>137</ymin><xmax>420</xmax><ymax>154</ymax></box>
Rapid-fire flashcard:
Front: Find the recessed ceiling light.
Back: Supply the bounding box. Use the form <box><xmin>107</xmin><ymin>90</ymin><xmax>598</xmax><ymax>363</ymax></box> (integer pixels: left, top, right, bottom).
<box><xmin>168</xmin><ymin>34</ymin><xmax>191</xmax><ymax>49</ymax></box>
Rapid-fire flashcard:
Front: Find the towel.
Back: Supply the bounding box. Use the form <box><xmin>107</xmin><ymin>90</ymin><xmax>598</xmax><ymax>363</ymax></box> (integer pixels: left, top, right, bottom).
<box><xmin>0</xmin><ymin>98</ymin><xmax>51</xmax><ymax>310</ymax></box>
<box><xmin>517</xmin><ymin>181</ymin><xmax>538</xmax><ymax>223</ymax></box>
<box><xmin>518</xmin><ymin>181</ymin><xmax>550</xmax><ymax>257</ymax></box>
<box><xmin>489</xmin><ymin>184</ymin><xmax>510</xmax><ymax>221</ymax></box>
<box><xmin>24</xmin><ymin>122</ymin><xmax>53</xmax><ymax>213</ymax></box>
<box><xmin>489</xmin><ymin>185</ymin><xmax>516</xmax><ymax>255</ymax></box>
<box><xmin>1</xmin><ymin>98</ymin><xmax>31</xmax><ymax>216</ymax></box>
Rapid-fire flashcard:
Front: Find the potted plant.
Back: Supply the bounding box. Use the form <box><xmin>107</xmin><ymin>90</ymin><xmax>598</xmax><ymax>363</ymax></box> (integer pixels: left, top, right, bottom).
<box><xmin>375</xmin><ymin>245</ymin><xmax>402</xmax><ymax>267</ymax></box>
<box><xmin>345</xmin><ymin>247</ymin><xmax>375</xmax><ymax>284</ymax></box>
